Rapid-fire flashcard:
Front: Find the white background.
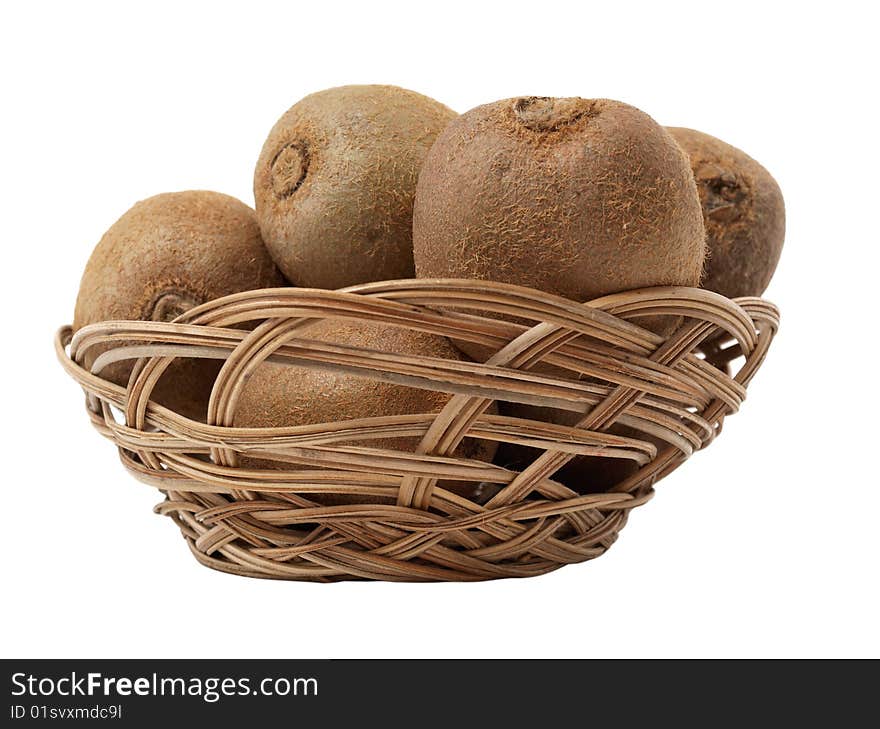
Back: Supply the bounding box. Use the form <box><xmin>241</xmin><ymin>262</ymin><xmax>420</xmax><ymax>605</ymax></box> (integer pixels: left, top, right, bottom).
<box><xmin>2</xmin><ymin>1</ymin><xmax>877</xmax><ymax>658</ymax></box>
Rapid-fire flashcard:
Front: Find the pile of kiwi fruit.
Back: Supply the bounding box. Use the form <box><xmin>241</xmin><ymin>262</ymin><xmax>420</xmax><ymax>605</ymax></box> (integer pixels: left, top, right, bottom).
<box><xmin>73</xmin><ymin>85</ymin><xmax>784</xmax><ymax>503</ymax></box>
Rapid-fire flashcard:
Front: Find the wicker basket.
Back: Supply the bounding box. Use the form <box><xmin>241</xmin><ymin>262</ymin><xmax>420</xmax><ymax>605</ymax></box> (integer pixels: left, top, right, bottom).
<box><xmin>56</xmin><ymin>279</ymin><xmax>778</xmax><ymax>582</ymax></box>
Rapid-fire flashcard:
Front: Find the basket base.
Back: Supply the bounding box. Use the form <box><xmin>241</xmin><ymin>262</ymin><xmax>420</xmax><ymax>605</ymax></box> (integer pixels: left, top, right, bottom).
<box><xmin>165</xmin><ymin>495</ymin><xmax>628</xmax><ymax>583</ymax></box>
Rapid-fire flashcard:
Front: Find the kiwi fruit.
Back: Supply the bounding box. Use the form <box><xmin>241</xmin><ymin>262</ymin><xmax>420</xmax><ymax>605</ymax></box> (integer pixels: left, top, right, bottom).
<box><xmin>233</xmin><ymin>319</ymin><xmax>498</xmax><ymax>505</ymax></box>
<box><xmin>254</xmin><ymin>85</ymin><xmax>457</xmax><ymax>289</ymax></box>
<box><xmin>73</xmin><ymin>191</ymin><xmax>285</xmax><ymax>420</ymax></box>
<box><xmin>413</xmin><ymin>96</ymin><xmax>706</xmax><ymax>360</ymax></box>
<box><xmin>667</xmin><ymin>127</ymin><xmax>785</xmax><ymax>300</ymax></box>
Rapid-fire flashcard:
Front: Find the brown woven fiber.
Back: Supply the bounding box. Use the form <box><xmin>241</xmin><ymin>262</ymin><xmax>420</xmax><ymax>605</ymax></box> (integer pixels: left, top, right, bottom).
<box><xmin>56</xmin><ymin>279</ymin><xmax>778</xmax><ymax>582</ymax></box>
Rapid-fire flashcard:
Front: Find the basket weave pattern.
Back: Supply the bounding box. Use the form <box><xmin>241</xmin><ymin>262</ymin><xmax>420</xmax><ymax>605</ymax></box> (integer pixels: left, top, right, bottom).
<box><xmin>57</xmin><ymin>280</ymin><xmax>778</xmax><ymax>582</ymax></box>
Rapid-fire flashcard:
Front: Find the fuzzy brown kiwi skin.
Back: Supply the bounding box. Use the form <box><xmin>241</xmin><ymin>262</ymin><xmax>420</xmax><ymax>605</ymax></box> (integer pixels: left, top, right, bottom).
<box><xmin>73</xmin><ymin>191</ymin><xmax>285</xmax><ymax>420</ymax></box>
<box><xmin>667</xmin><ymin>127</ymin><xmax>785</xmax><ymax>300</ymax></box>
<box><xmin>254</xmin><ymin>85</ymin><xmax>457</xmax><ymax>290</ymax></box>
<box><xmin>413</xmin><ymin>97</ymin><xmax>707</xmax><ymax>360</ymax></box>
<box><xmin>233</xmin><ymin>319</ymin><xmax>498</xmax><ymax>505</ymax></box>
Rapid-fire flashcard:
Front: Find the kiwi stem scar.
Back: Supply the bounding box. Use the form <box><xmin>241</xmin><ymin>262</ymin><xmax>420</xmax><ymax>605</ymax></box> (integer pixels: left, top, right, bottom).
<box><xmin>271</xmin><ymin>142</ymin><xmax>309</xmax><ymax>199</ymax></box>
